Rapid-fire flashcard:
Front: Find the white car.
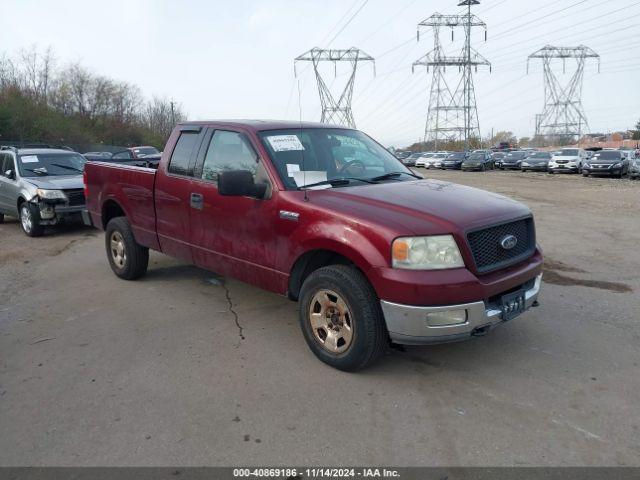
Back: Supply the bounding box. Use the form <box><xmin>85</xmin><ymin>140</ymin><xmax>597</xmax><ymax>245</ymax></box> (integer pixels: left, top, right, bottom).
<box><xmin>424</xmin><ymin>152</ymin><xmax>449</xmax><ymax>169</ymax></box>
<box><xmin>415</xmin><ymin>153</ymin><xmax>434</xmax><ymax>168</ymax></box>
<box><xmin>548</xmin><ymin>148</ymin><xmax>588</xmax><ymax>174</ymax></box>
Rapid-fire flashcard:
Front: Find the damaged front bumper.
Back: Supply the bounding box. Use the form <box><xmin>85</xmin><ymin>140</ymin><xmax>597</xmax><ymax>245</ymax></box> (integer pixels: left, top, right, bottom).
<box><xmin>33</xmin><ymin>199</ymin><xmax>86</xmax><ymax>225</ymax></box>
<box><xmin>380</xmin><ymin>274</ymin><xmax>542</xmax><ymax>345</ymax></box>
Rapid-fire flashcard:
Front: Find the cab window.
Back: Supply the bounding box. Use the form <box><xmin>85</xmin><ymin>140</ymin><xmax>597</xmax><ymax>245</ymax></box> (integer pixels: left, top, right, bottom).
<box><xmin>200</xmin><ymin>130</ymin><xmax>258</xmax><ymax>183</ymax></box>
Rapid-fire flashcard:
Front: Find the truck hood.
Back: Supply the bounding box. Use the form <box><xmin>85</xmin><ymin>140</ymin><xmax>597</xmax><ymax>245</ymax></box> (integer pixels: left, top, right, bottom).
<box><xmin>309</xmin><ymin>179</ymin><xmax>530</xmax><ymax>235</ymax></box>
<box><xmin>23</xmin><ymin>175</ymin><xmax>84</xmax><ymax>190</ymax></box>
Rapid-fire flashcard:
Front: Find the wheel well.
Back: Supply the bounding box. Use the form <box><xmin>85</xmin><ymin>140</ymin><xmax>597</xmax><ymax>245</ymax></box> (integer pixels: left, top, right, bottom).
<box><xmin>17</xmin><ymin>196</ymin><xmax>26</xmax><ymax>211</ymax></box>
<box><xmin>102</xmin><ymin>200</ymin><xmax>126</xmax><ymax>229</ymax></box>
<box><xmin>288</xmin><ymin>249</ymin><xmax>354</xmax><ymax>301</ymax></box>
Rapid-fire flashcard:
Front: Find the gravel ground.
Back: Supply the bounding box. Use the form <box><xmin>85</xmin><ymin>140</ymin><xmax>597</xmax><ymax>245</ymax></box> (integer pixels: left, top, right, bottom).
<box><xmin>0</xmin><ymin>169</ymin><xmax>638</xmax><ymax>466</ymax></box>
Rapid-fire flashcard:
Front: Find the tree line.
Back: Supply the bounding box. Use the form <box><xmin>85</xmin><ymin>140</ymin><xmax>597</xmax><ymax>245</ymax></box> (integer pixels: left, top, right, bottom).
<box><xmin>0</xmin><ymin>46</ymin><xmax>185</xmax><ymax>150</ymax></box>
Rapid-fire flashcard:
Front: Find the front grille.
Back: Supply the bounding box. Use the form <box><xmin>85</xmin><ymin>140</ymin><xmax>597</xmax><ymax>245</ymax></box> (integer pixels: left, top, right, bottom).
<box><xmin>556</xmin><ymin>160</ymin><xmax>569</xmax><ymax>164</ymax></box>
<box><xmin>467</xmin><ymin>218</ymin><xmax>535</xmax><ymax>274</ymax></box>
<box><xmin>65</xmin><ymin>189</ymin><xmax>86</xmax><ymax>207</ymax></box>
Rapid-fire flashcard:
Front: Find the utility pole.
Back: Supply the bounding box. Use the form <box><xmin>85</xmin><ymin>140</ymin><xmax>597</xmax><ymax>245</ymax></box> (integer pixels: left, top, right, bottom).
<box><xmin>295</xmin><ymin>48</ymin><xmax>375</xmax><ymax>128</ymax></box>
<box><xmin>528</xmin><ymin>45</ymin><xmax>599</xmax><ymax>145</ymax></box>
<box><xmin>170</xmin><ymin>100</ymin><xmax>176</xmax><ymax>126</ymax></box>
<box><xmin>412</xmin><ymin>1</ymin><xmax>490</xmax><ymax>151</ymax></box>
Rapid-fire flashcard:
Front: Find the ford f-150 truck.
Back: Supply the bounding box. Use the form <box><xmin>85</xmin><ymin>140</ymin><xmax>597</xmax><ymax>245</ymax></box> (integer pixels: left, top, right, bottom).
<box><xmin>84</xmin><ymin>120</ymin><xmax>543</xmax><ymax>371</ymax></box>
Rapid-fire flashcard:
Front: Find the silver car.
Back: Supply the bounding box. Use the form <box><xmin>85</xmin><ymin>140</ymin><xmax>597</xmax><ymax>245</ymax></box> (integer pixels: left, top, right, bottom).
<box><xmin>0</xmin><ymin>147</ymin><xmax>87</xmax><ymax>236</ymax></box>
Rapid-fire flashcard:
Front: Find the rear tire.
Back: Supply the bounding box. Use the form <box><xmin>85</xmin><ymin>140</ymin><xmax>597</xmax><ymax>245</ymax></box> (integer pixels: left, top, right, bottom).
<box><xmin>105</xmin><ymin>217</ymin><xmax>149</xmax><ymax>280</ymax></box>
<box><xmin>299</xmin><ymin>265</ymin><xmax>387</xmax><ymax>371</ymax></box>
<box><xmin>19</xmin><ymin>202</ymin><xmax>44</xmax><ymax>237</ymax></box>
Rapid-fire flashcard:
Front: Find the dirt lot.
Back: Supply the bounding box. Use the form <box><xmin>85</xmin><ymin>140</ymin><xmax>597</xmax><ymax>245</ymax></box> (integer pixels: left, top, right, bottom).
<box><xmin>0</xmin><ymin>170</ymin><xmax>639</xmax><ymax>466</ymax></box>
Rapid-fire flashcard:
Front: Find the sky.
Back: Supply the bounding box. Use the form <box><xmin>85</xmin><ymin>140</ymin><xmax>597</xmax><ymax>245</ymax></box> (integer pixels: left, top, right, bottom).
<box><xmin>1</xmin><ymin>0</ymin><xmax>638</xmax><ymax>147</ymax></box>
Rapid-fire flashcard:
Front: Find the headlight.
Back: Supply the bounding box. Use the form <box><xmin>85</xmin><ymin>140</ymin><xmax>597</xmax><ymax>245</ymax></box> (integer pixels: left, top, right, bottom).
<box><xmin>392</xmin><ymin>235</ymin><xmax>464</xmax><ymax>270</ymax></box>
<box><xmin>583</xmin><ymin>162</ymin><xmax>590</xmax><ymax>168</ymax></box>
<box><xmin>613</xmin><ymin>162</ymin><xmax>622</xmax><ymax>168</ymax></box>
<box><xmin>36</xmin><ymin>188</ymin><xmax>67</xmax><ymax>200</ymax></box>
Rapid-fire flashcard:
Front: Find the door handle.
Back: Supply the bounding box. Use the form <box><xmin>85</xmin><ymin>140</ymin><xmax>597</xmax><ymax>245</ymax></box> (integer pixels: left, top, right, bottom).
<box><xmin>190</xmin><ymin>192</ymin><xmax>203</xmax><ymax>210</ymax></box>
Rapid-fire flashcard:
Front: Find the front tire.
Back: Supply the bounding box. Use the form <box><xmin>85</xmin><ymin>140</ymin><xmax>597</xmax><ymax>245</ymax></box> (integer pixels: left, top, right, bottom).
<box><xmin>20</xmin><ymin>202</ymin><xmax>44</xmax><ymax>237</ymax></box>
<box><xmin>105</xmin><ymin>217</ymin><xmax>149</xmax><ymax>280</ymax></box>
<box><xmin>299</xmin><ymin>265</ymin><xmax>387</xmax><ymax>371</ymax></box>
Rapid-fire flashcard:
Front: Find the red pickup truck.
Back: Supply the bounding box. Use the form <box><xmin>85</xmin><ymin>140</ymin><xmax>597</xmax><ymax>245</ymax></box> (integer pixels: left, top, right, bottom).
<box><xmin>84</xmin><ymin>120</ymin><xmax>543</xmax><ymax>371</ymax></box>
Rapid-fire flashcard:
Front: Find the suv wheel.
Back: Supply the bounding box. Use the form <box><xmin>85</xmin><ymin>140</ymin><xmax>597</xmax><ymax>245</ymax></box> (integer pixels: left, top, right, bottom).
<box><xmin>105</xmin><ymin>217</ymin><xmax>149</xmax><ymax>280</ymax></box>
<box><xmin>19</xmin><ymin>202</ymin><xmax>44</xmax><ymax>237</ymax></box>
<box><xmin>299</xmin><ymin>265</ymin><xmax>387</xmax><ymax>371</ymax></box>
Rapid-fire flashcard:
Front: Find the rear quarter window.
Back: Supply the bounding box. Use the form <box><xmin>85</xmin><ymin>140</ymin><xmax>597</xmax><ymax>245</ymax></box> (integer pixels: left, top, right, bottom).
<box><xmin>168</xmin><ymin>132</ymin><xmax>201</xmax><ymax>176</ymax></box>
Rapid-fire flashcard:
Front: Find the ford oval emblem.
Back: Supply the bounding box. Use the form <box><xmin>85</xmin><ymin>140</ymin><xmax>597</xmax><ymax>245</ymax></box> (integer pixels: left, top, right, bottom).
<box><xmin>500</xmin><ymin>234</ymin><xmax>518</xmax><ymax>250</ymax></box>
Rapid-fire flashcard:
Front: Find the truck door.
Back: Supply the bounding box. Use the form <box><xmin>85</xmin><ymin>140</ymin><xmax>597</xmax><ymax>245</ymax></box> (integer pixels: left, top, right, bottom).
<box><xmin>154</xmin><ymin>125</ymin><xmax>206</xmax><ymax>263</ymax></box>
<box><xmin>188</xmin><ymin>128</ymin><xmax>286</xmax><ymax>292</ymax></box>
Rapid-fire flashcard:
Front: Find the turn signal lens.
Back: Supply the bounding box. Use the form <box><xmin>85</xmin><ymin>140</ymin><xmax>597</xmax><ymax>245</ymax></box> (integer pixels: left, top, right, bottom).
<box><xmin>392</xmin><ymin>239</ymin><xmax>409</xmax><ymax>262</ymax></box>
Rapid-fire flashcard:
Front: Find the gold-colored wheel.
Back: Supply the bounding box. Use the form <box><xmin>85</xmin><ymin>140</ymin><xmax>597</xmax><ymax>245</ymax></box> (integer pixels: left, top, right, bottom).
<box><xmin>308</xmin><ymin>289</ymin><xmax>354</xmax><ymax>354</ymax></box>
<box><xmin>110</xmin><ymin>231</ymin><xmax>127</xmax><ymax>269</ymax></box>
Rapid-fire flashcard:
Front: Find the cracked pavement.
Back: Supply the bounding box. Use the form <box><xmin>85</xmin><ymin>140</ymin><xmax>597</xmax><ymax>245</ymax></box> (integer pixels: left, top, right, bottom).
<box><xmin>0</xmin><ymin>170</ymin><xmax>639</xmax><ymax>466</ymax></box>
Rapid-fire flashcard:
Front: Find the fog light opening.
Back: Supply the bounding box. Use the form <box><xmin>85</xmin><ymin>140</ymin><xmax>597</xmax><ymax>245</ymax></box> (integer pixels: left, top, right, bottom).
<box><xmin>426</xmin><ymin>309</ymin><xmax>467</xmax><ymax>327</ymax></box>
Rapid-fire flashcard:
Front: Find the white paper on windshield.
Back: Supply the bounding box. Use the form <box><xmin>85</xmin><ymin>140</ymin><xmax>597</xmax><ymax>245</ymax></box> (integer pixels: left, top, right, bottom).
<box><xmin>268</xmin><ymin>135</ymin><xmax>305</xmax><ymax>152</ymax></box>
<box><xmin>20</xmin><ymin>155</ymin><xmax>39</xmax><ymax>163</ymax></box>
<box><xmin>286</xmin><ymin>164</ymin><xmax>300</xmax><ymax>177</ymax></box>
<box><xmin>292</xmin><ymin>171</ymin><xmax>328</xmax><ymax>188</ymax></box>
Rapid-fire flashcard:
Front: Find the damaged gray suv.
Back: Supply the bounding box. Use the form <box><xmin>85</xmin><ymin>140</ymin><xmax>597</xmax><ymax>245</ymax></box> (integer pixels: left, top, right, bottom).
<box><xmin>0</xmin><ymin>147</ymin><xmax>86</xmax><ymax>236</ymax></box>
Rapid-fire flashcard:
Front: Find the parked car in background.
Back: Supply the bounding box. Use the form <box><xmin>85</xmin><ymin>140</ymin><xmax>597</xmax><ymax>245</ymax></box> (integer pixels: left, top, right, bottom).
<box><xmin>582</xmin><ymin>150</ymin><xmax>629</xmax><ymax>178</ymax></box>
<box><xmin>462</xmin><ymin>152</ymin><xmax>494</xmax><ymax>171</ymax></box>
<box><xmin>441</xmin><ymin>152</ymin><xmax>467</xmax><ymax>170</ymax></box>
<box><xmin>83</xmin><ymin>151</ymin><xmax>113</xmax><ymax>160</ymax></box>
<box><xmin>629</xmin><ymin>156</ymin><xmax>640</xmax><ymax>179</ymax></box>
<box><xmin>423</xmin><ymin>152</ymin><xmax>449</xmax><ymax>169</ymax></box>
<box><xmin>415</xmin><ymin>152</ymin><xmax>434</xmax><ymax>168</ymax></box>
<box><xmin>0</xmin><ymin>146</ymin><xmax>86</xmax><ymax>236</ymax></box>
<box><xmin>129</xmin><ymin>146</ymin><xmax>160</xmax><ymax>159</ymax></box>
<box><xmin>521</xmin><ymin>152</ymin><xmax>552</xmax><ymax>172</ymax></box>
<box><xmin>500</xmin><ymin>151</ymin><xmax>527</xmax><ymax>170</ymax></box>
<box><xmin>394</xmin><ymin>150</ymin><xmax>411</xmax><ymax>161</ymax></box>
<box><xmin>83</xmin><ymin>120</ymin><xmax>543</xmax><ymax>371</ymax></box>
<box><xmin>492</xmin><ymin>151</ymin><xmax>506</xmax><ymax>168</ymax></box>
<box><xmin>548</xmin><ymin>148</ymin><xmax>587</xmax><ymax>174</ymax></box>
<box><xmin>402</xmin><ymin>152</ymin><xmax>422</xmax><ymax>167</ymax></box>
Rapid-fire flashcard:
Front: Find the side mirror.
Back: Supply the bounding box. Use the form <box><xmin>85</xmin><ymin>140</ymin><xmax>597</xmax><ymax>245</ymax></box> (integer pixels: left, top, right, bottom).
<box><xmin>218</xmin><ymin>170</ymin><xmax>266</xmax><ymax>198</ymax></box>
<box><xmin>4</xmin><ymin>169</ymin><xmax>15</xmax><ymax>180</ymax></box>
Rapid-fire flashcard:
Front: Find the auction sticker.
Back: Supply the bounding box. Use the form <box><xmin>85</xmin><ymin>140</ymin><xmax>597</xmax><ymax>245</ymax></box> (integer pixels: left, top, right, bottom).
<box><xmin>267</xmin><ymin>135</ymin><xmax>305</xmax><ymax>152</ymax></box>
<box><xmin>20</xmin><ymin>155</ymin><xmax>39</xmax><ymax>163</ymax></box>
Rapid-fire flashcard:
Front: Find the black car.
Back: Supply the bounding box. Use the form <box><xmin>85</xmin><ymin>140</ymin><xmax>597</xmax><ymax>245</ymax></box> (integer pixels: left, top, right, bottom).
<box><xmin>441</xmin><ymin>152</ymin><xmax>467</xmax><ymax>170</ymax></box>
<box><xmin>520</xmin><ymin>151</ymin><xmax>552</xmax><ymax>172</ymax></box>
<box><xmin>461</xmin><ymin>152</ymin><xmax>494</xmax><ymax>172</ymax></box>
<box><xmin>500</xmin><ymin>151</ymin><xmax>527</xmax><ymax>170</ymax></box>
<box><xmin>582</xmin><ymin>150</ymin><xmax>629</xmax><ymax>178</ymax></box>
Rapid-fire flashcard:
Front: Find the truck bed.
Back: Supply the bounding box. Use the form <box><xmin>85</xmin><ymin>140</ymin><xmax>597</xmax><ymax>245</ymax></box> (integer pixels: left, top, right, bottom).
<box><xmin>84</xmin><ymin>162</ymin><xmax>160</xmax><ymax>250</ymax></box>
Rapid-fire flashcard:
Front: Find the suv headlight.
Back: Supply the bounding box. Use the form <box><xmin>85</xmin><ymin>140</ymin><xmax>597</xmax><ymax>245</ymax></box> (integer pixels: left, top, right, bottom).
<box><xmin>392</xmin><ymin>235</ymin><xmax>464</xmax><ymax>270</ymax></box>
<box><xmin>36</xmin><ymin>188</ymin><xmax>67</xmax><ymax>200</ymax></box>
<box><xmin>612</xmin><ymin>162</ymin><xmax>622</xmax><ymax>168</ymax></box>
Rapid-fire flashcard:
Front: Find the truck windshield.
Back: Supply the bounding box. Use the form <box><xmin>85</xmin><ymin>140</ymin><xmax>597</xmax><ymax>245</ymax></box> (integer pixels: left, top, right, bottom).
<box><xmin>259</xmin><ymin>128</ymin><xmax>413</xmax><ymax>190</ymax></box>
<box><xmin>18</xmin><ymin>153</ymin><xmax>86</xmax><ymax>177</ymax></box>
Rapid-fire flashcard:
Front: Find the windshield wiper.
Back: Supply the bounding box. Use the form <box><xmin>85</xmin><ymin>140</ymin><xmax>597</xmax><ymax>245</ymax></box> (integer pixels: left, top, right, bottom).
<box><xmin>369</xmin><ymin>171</ymin><xmax>422</xmax><ymax>182</ymax></box>
<box><xmin>50</xmin><ymin>163</ymin><xmax>83</xmax><ymax>173</ymax></box>
<box><xmin>22</xmin><ymin>167</ymin><xmax>48</xmax><ymax>175</ymax></box>
<box><xmin>297</xmin><ymin>177</ymin><xmax>376</xmax><ymax>190</ymax></box>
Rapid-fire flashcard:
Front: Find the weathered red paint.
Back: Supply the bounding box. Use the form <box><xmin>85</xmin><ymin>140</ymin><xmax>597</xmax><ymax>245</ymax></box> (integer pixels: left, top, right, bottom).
<box><xmin>84</xmin><ymin>120</ymin><xmax>542</xmax><ymax>306</ymax></box>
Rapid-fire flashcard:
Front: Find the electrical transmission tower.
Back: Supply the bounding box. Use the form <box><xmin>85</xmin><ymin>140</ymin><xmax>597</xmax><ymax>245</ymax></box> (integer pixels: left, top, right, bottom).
<box><xmin>295</xmin><ymin>47</ymin><xmax>375</xmax><ymax>128</ymax></box>
<box><xmin>412</xmin><ymin>1</ymin><xmax>490</xmax><ymax>150</ymax></box>
<box><xmin>528</xmin><ymin>45</ymin><xmax>600</xmax><ymax>144</ymax></box>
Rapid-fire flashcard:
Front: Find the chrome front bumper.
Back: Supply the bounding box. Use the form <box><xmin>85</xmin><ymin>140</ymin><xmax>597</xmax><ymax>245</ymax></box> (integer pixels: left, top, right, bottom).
<box><xmin>381</xmin><ymin>274</ymin><xmax>542</xmax><ymax>345</ymax></box>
